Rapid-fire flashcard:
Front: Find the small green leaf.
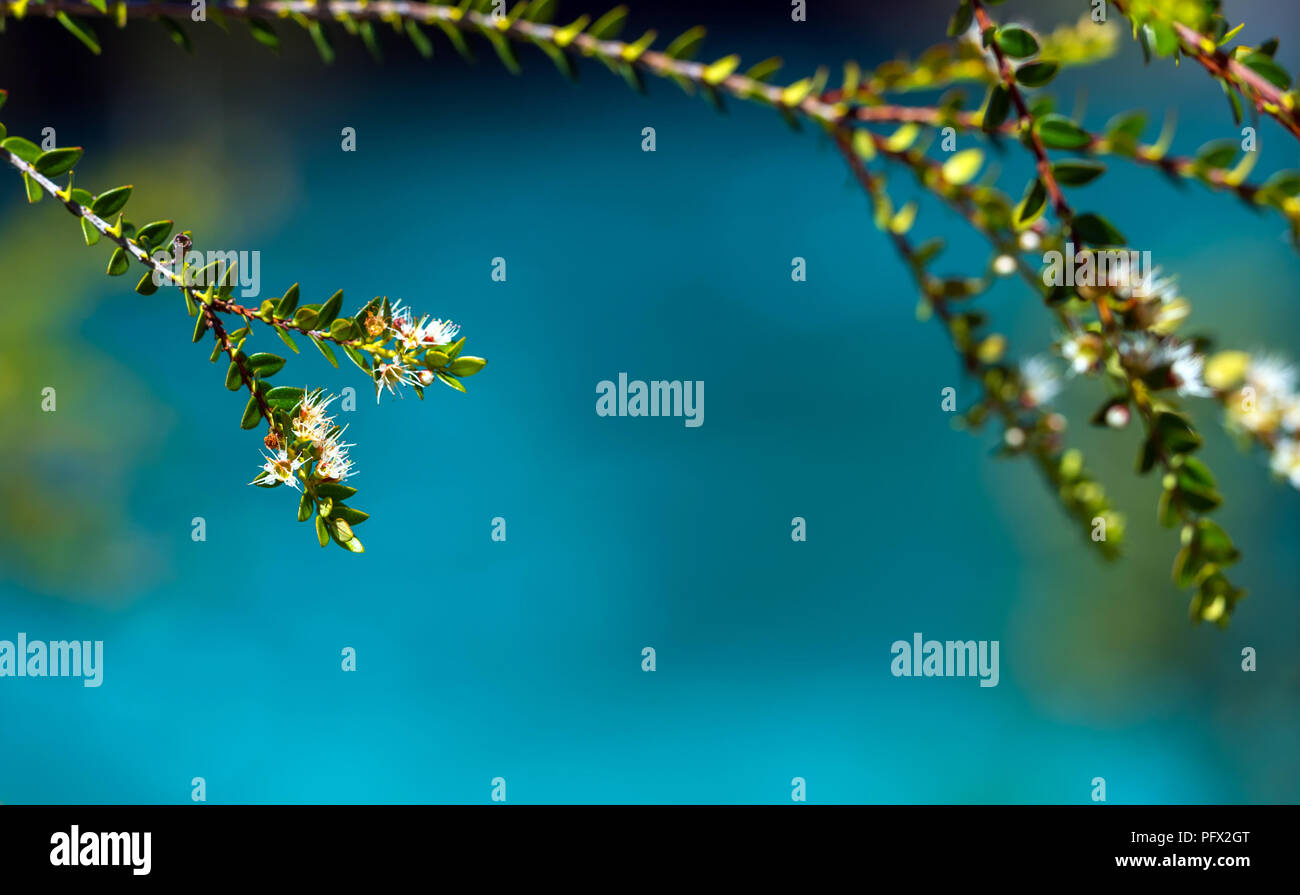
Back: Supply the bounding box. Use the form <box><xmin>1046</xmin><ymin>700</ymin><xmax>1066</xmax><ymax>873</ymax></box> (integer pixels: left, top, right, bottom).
<box><xmin>982</xmin><ymin>85</ymin><xmax>1011</xmax><ymax>132</ymax></box>
<box><xmin>406</xmin><ymin>20</ymin><xmax>434</xmax><ymax>58</ymax></box>
<box><xmin>342</xmin><ymin>345</ymin><xmax>371</xmax><ymax>373</ymax></box>
<box><xmin>274</xmin><ymin>327</ymin><xmax>299</xmax><ymax>354</ymax></box>
<box><xmin>247</xmin><ymin>352</ymin><xmax>286</xmax><ymax>378</ymax></box>
<box><xmin>225</xmin><ymin>357</ymin><xmax>245</xmax><ymax>391</ymax></box>
<box><xmin>484</xmin><ymin>29</ymin><xmax>521</xmax><ymax>73</ymax></box>
<box><xmin>136</xmin><ymin>271</ymin><xmax>159</xmax><ymax>295</ymax></box>
<box><xmin>1</xmin><ymin>136</ymin><xmax>41</xmax><ymax>162</ymax></box>
<box><xmin>246</xmin><ymin>18</ymin><xmax>279</xmax><ymax>52</ymax></box>
<box><xmin>1136</xmin><ymin>437</ymin><xmax>1158</xmax><ymax>475</ymax></box>
<box><xmin>995</xmin><ymin>26</ymin><xmax>1039</xmax><ymax>58</ymax></box>
<box><xmin>948</xmin><ymin>1</ymin><xmax>973</xmax><ymax>38</ymax></box>
<box><xmin>34</xmin><ymin>146</ymin><xmax>83</xmax><ymax>176</ymax></box>
<box><xmin>588</xmin><ymin>5</ymin><xmax>628</xmax><ymax>40</ymax></box>
<box><xmin>134</xmin><ymin>219</ymin><xmax>173</xmax><ymax>249</ymax></box>
<box><xmin>941</xmin><ymin>149</ymin><xmax>985</xmax><ymax>185</ymax></box>
<box><xmin>1036</xmin><ymin>114</ymin><xmax>1091</xmax><ymax>150</ymax></box>
<box><xmin>448</xmin><ymin>356</ymin><xmax>487</xmax><ymax>377</ymax></box>
<box><xmin>1241</xmin><ymin>52</ymin><xmax>1291</xmax><ymax>89</ymax></box>
<box><xmin>275</xmin><ymin>283</ymin><xmax>300</xmax><ymax>318</ymax></box>
<box><xmin>1195</xmin><ymin>519</ymin><xmax>1239</xmax><ymax>565</ymax></box>
<box><xmin>308</xmin><ymin>21</ymin><xmax>335</xmax><ymax>63</ymax></box>
<box><xmin>1105</xmin><ymin>110</ymin><xmax>1147</xmax><ymax>141</ymax></box>
<box><xmin>240</xmin><ymin>394</ymin><xmax>263</xmax><ymax>430</ymax></box>
<box><xmin>780</xmin><ymin>77</ymin><xmax>814</xmax><ymax>108</ymax></box>
<box><xmin>329</xmin><ymin>318</ymin><xmax>358</xmax><ymax>341</ymax></box>
<box><xmin>1014</xmin><ymin>60</ymin><xmax>1058</xmax><ymax>87</ymax></box>
<box><xmin>436</xmin><ymin>371</ymin><xmax>467</xmax><ymax>392</ymax></box>
<box><xmin>265</xmin><ymin>386</ymin><xmax>306</xmax><ymax>410</ymax></box>
<box><xmin>1051</xmin><ymin>160</ymin><xmax>1106</xmax><ymax>186</ymax></box>
<box><xmin>80</xmin><ymin>217</ymin><xmax>100</xmax><ymax>247</ymax></box>
<box><xmin>1154</xmin><ymin>411</ymin><xmax>1202</xmax><ymax>454</ymax></box>
<box><xmin>1195</xmin><ymin>139</ymin><xmax>1238</xmax><ymax>168</ymax></box>
<box><xmin>1263</xmin><ymin>170</ymin><xmax>1300</xmax><ymax>197</ymax></box>
<box><xmin>1014</xmin><ymin>178</ymin><xmax>1047</xmax><ymax>229</ymax></box>
<box><xmin>331</xmin><ymin>505</ymin><xmax>370</xmax><ymax>526</ymax></box>
<box><xmin>664</xmin><ymin>25</ymin><xmax>705</xmax><ymax>60</ymax></box>
<box><xmin>159</xmin><ymin>17</ymin><xmax>193</xmax><ymax>52</ymax></box>
<box><xmin>91</xmin><ymin>185</ymin><xmax>132</xmax><ymax>218</ymax></box>
<box><xmin>311</xmin><ymin>335</ymin><xmax>339</xmax><ymax>368</ymax></box>
<box><xmin>1073</xmin><ymin>212</ymin><xmax>1126</xmax><ymax>247</ymax></box>
<box><xmin>55</xmin><ymin>12</ymin><xmax>101</xmax><ymax>54</ymax></box>
<box><xmin>744</xmin><ymin>57</ymin><xmax>783</xmax><ymax>83</ymax></box>
<box><xmin>316</xmin><ymin>483</ymin><xmax>357</xmax><ymax>500</ymax></box>
<box><xmin>106</xmin><ymin>247</ymin><xmax>130</xmax><ymax>276</ymax></box>
<box><xmin>315</xmin><ymin>514</ymin><xmax>330</xmax><ymax>547</ymax></box>
<box><xmin>22</xmin><ymin>172</ymin><xmax>41</xmax><ymax>203</ymax></box>
<box><xmin>316</xmin><ymin>289</ymin><xmax>343</xmax><ymax>327</ymax></box>
<box><xmin>703</xmin><ymin>54</ymin><xmax>740</xmax><ymax>86</ymax></box>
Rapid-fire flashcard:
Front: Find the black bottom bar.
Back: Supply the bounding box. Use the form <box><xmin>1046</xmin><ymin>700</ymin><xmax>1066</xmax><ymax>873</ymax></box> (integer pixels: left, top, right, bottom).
<box><xmin>0</xmin><ymin>805</ymin><xmax>1287</xmax><ymax>882</ymax></box>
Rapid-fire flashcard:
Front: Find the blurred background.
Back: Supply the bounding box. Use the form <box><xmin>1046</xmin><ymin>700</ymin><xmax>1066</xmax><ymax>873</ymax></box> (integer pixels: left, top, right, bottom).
<box><xmin>0</xmin><ymin>0</ymin><xmax>1296</xmax><ymax>803</ymax></box>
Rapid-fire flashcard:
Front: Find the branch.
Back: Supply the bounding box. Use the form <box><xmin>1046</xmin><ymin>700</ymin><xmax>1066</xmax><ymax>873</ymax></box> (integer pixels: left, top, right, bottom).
<box><xmin>1110</xmin><ymin>0</ymin><xmax>1300</xmax><ymax>143</ymax></box>
<box><xmin>833</xmin><ymin>128</ymin><xmax>1124</xmax><ymax>559</ymax></box>
<box><xmin>1</xmin><ymin>94</ymin><xmax>488</xmax><ymax>552</ymax></box>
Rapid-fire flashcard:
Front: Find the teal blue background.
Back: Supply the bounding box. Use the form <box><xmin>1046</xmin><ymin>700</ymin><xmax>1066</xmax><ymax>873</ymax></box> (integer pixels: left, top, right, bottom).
<box><xmin>0</xmin><ymin>0</ymin><xmax>1297</xmax><ymax>803</ymax></box>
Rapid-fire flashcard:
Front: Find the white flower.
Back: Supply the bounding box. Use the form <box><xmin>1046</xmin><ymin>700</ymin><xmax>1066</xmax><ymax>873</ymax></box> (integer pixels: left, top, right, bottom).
<box><xmin>374</xmin><ymin>360</ymin><xmax>421</xmax><ymax>403</ymax></box>
<box><xmin>292</xmin><ymin>389</ymin><xmax>338</xmax><ymax>444</ymax></box>
<box><xmin>388</xmin><ymin>305</ymin><xmax>423</xmax><ymax>352</ymax></box>
<box><xmin>1131</xmin><ymin>267</ymin><xmax>1179</xmax><ymax>304</ymax></box>
<box><xmin>418</xmin><ymin>318</ymin><xmax>460</xmax><ymax>346</ymax></box>
<box><xmin>1246</xmin><ymin>354</ymin><xmax>1297</xmax><ymax>398</ymax></box>
<box><xmin>993</xmin><ymin>254</ymin><xmax>1017</xmax><ymax>277</ymax></box>
<box><xmin>1168</xmin><ymin>343</ymin><xmax>1212</xmax><ymax>398</ymax></box>
<box><xmin>1117</xmin><ymin>333</ymin><xmax>1163</xmax><ymax>374</ymax></box>
<box><xmin>250</xmin><ymin>449</ymin><xmax>303</xmax><ymax>490</ymax></box>
<box><xmin>1269</xmin><ymin>439</ymin><xmax>1300</xmax><ymax>489</ymax></box>
<box><xmin>1021</xmin><ymin>355</ymin><xmax>1062</xmax><ymax>406</ymax></box>
<box><xmin>1282</xmin><ymin>395</ymin><xmax>1300</xmax><ymax>434</ymax></box>
<box><xmin>388</xmin><ymin>302</ymin><xmax>460</xmax><ymax>350</ymax></box>
<box><xmin>1060</xmin><ymin>331</ymin><xmax>1104</xmax><ymax>375</ymax></box>
<box><xmin>315</xmin><ymin>435</ymin><xmax>356</xmax><ymax>482</ymax></box>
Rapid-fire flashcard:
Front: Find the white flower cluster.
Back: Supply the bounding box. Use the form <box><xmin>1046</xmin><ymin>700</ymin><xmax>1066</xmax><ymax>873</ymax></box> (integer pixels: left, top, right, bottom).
<box><xmin>250</xmin><ymin>389</ymin><xmax>355</xmax><ymax>490</ymax></box>
<box><xmin>1222</xmin><ymin>355</ymin><xmax>1300</xmax><ymax>488</ymax></box>
<box><xmin>373</xmin><ymin>303</ymin><xmax>463</xmax><ymax>402</ymax></box>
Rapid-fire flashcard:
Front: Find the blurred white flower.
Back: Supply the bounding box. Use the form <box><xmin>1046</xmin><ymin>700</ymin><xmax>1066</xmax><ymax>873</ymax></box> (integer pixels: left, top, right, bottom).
<box><xmin>1021</xmin><ymin>355</ymin><xmax>1062</xmax><ymax>406</ymax></box>
<box><xmin>1269</xmin><ymin>439</ymin><xmax>1300</xmax><ymax>489</ymax></box>
<box><xmin>1247</xmin><ymin>354</ymin><xmax>1297</xmax><ymax>398</ymax></box>
<box><xmin>1168</xmin><ymin>343</ymin><xmax>1212</xmax><ymax>398</ymax></box>
<box><xmin>1060</xmin><ymin>331</ymin><xmax>1104</xmax><ymax>374</ymax></box>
